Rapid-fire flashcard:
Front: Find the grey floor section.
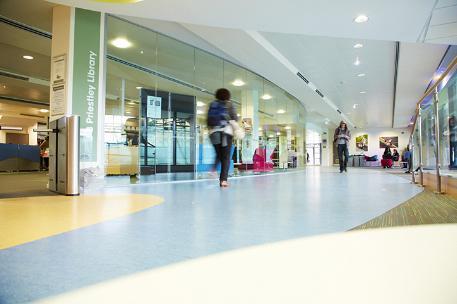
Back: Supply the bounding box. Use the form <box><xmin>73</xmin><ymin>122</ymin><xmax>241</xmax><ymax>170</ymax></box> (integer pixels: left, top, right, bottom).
<box><xmin>0</xmin><ymin>167</ymin><xmax>421</xmax><ymax>303</ymax></box>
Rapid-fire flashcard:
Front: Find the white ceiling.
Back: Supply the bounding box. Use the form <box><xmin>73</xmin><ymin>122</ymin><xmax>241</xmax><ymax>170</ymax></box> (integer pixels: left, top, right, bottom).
<box><xmin>424</xmin><ymin>0</ymin><xmax>457</xmax><ymax>44</ymax></box>
<box><xmin>394</xmin><ymin>43</ymin><xmax>448</xmax><ymax>127</ymax></box>
<box><xmin>47</xmin><ymin>0</ymin><xmax>456</xmax><ymax>45</ymax></box>
<box><xmin>0</xmin><ymin>0</ymin><xmax>451</xmax><ymax>132</ymax></box>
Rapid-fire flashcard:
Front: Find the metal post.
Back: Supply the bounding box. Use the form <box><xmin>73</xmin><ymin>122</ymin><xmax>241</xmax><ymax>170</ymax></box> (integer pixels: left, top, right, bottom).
<box><xmin>411</xmin><ymin>138</ymin><xmax>416</xmax><ymax>184</ymax></box>
<box><xmin>433</xmin><ymin>87</ymin><xmax>442</xmax><ymax>193</ymax></box>
<box><xmin>66</xmin><ymin>115</ymin><xmax>80</xmax><ymax>196</ymax></box>
<box><xmin>418</xmin><ymin>108</ymin><xmax>424</xmax><ymax>186</ymax></box>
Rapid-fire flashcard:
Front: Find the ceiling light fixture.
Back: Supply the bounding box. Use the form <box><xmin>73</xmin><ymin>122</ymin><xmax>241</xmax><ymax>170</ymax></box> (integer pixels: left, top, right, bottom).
<box><xmin>354</xmin><ymin>57</ymin><xmax>361</xmax><ymax>66</ymax></box>
<box><xmin>353</xmin><ymin>104</ymin><xmax>359</xmax><ymax>109</ymax></box>
<box><xmin>232</xmin><ymin>79</ymin><xmax>245</xmax><ymax>87</ymax></box>
<box><xmin>23</xmin><ymin>55</ymin><xmax>34</xmax><ymax>60</ymax></box>
<box><xmin>39</xmin><ymin>109</ymin><xmax>49</xmax><ymax>113</ymax></box>
<box><xmin>111</xmin><ymin>37</ymin><xmax>132</xmax><ymax>49</ymax></box>
<box><xmin>285</xmin><ymin>126</ymin><xmax>291</xmax><ymax>130</ymax></box>
<box><xmin>261</xmin><ymin>94</ymin><xmax>272</xmax><ymax>100</ymax></box>
<box><xmin>0</xmin><ymin>126</ymin><xmax>23</xmax><ymax>131</ymax></box>
<box><xmin>357</xmin><ymin>73</ymin><xmax>366</xmax><ymax>77</ymax></box>
<box><xmin>353</xmin><ymin>43</ymin><xmax>363</xmax><ymax>48</ymax></box>
<box><xmin>128</xmin><ymin>102</ymin><xmax>136</xmax><ymax>105</ymax></box>
<box><xmin>136</xmin><ymin>86</ymin><xmax>142</xmax><ymax>90</ymax></box>
<box><xmin>354</xmin><ymin>14</ymin><xmax>369</xmax><ymax>23</ymax></box>
<box><xmin>140</xmin><ymin>50</ymin><xmax>144</xmax><ymax>54</ymax></box>
<box><xmin>277</xmin><ymin>109</ymin><xmax>286</xmax><ymax>114</ymax></box>
<box><xmin>276</xmin><ymin>132</ymin><xmax>281</xmax><ymax>136</ymax></box>
<box><xmin>359</xmin><ymin>91</ymin><xmax>366</xmax><ymax>94</ymax></box>
<box><xmin>258</xmin><ymin>127</ymin><xmax>263</xmax><ymax>131</ymax></box>
<box><xmin>196</xmin><ymin>101</ymin><xmax>205</xmax><ymax>107</ymax></box>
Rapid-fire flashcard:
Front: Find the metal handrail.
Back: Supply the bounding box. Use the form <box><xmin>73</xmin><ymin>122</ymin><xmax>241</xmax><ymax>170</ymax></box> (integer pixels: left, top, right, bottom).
<box><xmin>409</xmin><ymin>55</ymin><xmax>457</xmax><ymax>141</ymax></box>
<box><xmin>408</xmin><ymin>54</ymin><xmax>457</xmax><ymax>192</ymax></box>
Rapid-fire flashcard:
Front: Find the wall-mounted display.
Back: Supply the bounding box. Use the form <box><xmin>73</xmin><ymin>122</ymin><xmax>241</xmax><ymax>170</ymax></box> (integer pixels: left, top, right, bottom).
<box><xmin>356</xmin><ymin>134</ymin><xmax>368</xmax><ymax>151</ymax></box>
<box><xmin>379</xmin><ymin>136</ymin><xmax>398</xmax><ymax>148</ymax></box>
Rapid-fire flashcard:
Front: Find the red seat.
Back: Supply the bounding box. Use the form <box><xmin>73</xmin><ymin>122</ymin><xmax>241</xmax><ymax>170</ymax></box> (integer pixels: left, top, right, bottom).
<box><xmin>381</xmin><ymin>159</ymin><xmax>393</xmax><ymax>168</ymax></box>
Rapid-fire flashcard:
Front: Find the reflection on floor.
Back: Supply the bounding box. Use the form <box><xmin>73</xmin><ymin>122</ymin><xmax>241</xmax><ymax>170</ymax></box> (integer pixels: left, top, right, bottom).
<box><xmin>103</xmin><ymin>169</ymin><xmax>300</xmax><ymax>187</ymax></box>
<box><xmin>0</xmin><ymin>167</ymin><xmax>422</xmax><ymax>303</ymax></box>
<box><xmin>353</xmin><ymin>190</ymin><xmax>457</xmax><ymax>229</ymax></box>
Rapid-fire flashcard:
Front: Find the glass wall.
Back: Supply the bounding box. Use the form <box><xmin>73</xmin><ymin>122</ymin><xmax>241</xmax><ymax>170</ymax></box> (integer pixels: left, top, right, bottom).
<box><xmin>104</xmin><ymin>16</ymin><xmax>307</xmax><ymax>181</ymax></box>
<box><xmin>410</xmin><ymin>48</ymin><xmax>457</xmax><ymax>175</ymax></box>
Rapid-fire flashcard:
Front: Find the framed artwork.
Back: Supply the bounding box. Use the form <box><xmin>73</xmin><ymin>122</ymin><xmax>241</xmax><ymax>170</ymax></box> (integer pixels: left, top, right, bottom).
<box><xmin>356</xmin><ymin>134</ymin><xmax>368</xmax><ymax>151</ymax></box>
<box><xmin>379</xmin><ymin>136</ymin><xmax>398</xmax><ymax>148</ymax></box>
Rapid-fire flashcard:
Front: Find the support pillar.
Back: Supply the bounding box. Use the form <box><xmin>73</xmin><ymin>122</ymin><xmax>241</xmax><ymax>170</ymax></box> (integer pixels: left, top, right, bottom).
<box><xmin>50</xmin><ymin>6</ymin><xmax>105</xmax><ymax>173</ymax></box>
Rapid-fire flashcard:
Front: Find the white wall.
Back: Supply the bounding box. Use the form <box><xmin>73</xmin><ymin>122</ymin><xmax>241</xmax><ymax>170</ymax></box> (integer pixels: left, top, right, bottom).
<box><xmin>350</xmin><ymin>128</ymin><xmax>410</xmax><ymax>157</ymax></box>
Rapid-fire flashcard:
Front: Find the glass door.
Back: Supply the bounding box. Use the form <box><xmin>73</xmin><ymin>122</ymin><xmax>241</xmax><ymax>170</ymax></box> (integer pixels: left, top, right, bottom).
<box><xmin>306</xmin><ymin>143</ymin><xmax>321</xmax><ymax>165</ymax></box>
<box><xmin>140</xmin><ymin>89</ymin><xmax>196</xmax><ymax>175</ymax></box>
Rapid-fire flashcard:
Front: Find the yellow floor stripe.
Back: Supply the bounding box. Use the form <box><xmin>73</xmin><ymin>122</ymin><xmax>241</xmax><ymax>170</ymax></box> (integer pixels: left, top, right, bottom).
<box><xmin>0</xmin><ymin>194</ymin><xmax>163</xmax><ymax>249</ymax></box>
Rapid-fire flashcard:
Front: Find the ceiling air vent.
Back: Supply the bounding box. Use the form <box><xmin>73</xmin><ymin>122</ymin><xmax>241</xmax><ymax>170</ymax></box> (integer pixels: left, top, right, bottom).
<box><xmin>0</xmin><ymin>70</ymin><xmax>28</xmax><ymax>81</ymax></box>
<box><xmin>337</xmin><ymin>109</ymin><xmax>342</xmax><ymax>114</ymax></box>
<box><xmin>296</xmin><ymin>72</ymin><xmax>309</xmax><ymax>84</ymax></box>
<box><xmin>0</xmin><ymin>15</ymin><xmax>52</xmax><ymax>39</ymax></box>
<box><xmin>315</xmin><ymin>89</ymin><xmax>324</xmax><ymax>98</ymax></box>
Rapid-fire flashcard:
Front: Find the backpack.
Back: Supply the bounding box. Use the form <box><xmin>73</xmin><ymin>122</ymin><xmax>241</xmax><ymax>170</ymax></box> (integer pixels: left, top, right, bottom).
<box><xmin>207</xmin><ymin>100</ymin><xmax>229</xmax><ymax>127</ymax></box>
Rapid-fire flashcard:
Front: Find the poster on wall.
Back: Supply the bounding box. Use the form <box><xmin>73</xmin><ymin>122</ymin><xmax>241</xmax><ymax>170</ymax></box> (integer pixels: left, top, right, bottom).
<box><xmin>356</xmin><ymin>134</ymin><xmax>368</xmax><ymax>151</ymax></box>
<box><xmin>379</xmin><ymin>136</ymin><xmax>398</xmax><ymax>148</ymax></box>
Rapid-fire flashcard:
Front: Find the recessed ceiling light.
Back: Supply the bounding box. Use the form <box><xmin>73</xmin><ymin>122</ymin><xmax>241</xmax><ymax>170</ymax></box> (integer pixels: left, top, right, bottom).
<box><xmin>354</xmin><ymin>57</ymin><xmax>361</xmax><ymax>66</ymax></box>
<box><xmin>232</xmin><ymin>79</ymin><xmax>245</xmax><ymax>87</ymax></box>
<box><xmin>285</xmin><ymin>126</ymin><xmax>291</xmax><ymax>130</ymax></box>
<box><xmin>276</xmin><ymin>132</ymin><xmax>281</xmax><ymax>136</ymax></box>
<box><xmin>91</xmin><ymin>0</ymin><xmax>144</xmax><ymax>3</ymax></box>
<box><xmin>261</xmin><ymin>94</ymin><xmax>272</xmax><ymax>100</ymax></box>
<box><xmin>140</xmin><ymin>50</ymin><xmax>144</xmax><ymax>54</ymax></box>
<box><xmin>354</xmin><ymin>14</ymin><xmax>369</xmax><ymax>23</ymax></box>
<box><xmin>111</xmin><ymin>37</ymin><xmax>132</xmax><ymax>49</ymax></box>
<box><xmin>196</xmin><ymin>101</ymin><xmax>205</xmax><ymax>107</ymax></box>
<box><xmin>357</xmin><ymin>73</ymin><xmax>366</xmax><ymax>77</ymax></box>
<box><xmin>136</xmin><ymin>86</ymin><xmax>142</xmax><ymax>90</ymax></box>
<box><xmin>258</xmin><ymin>127</ymin><xmax>263</xmax><ymax>131</ymax></box>
<box><xmin>277</xmin><ymin>109</ymin><xmax>286</xmax><ymax>114</ymax></box>
<box><xmin>359</xmin><ymin>91</ymin><xmax>366</xmax><ymax>94</ymax></box>
<box><xmin>197</xmin><ymin>109</ymin><xmax>204</xmax><ymax>115</ymax></box>
<box><xmin>39</xmin><ymin>109</ymin><xmax>49</xmax><ymax>113</ymax></box>
<box><xmin>126</xmin><ymin>111</ymin><xmax>131</xmax><ymax>114</ymax></box>
<box><xmin>128</xmin><ymin>102</ymin><xmax>136</xmax><ymax>105</ymax></box>
<box><xmin>353</xmin><ymin>104</ymin><xmax>359</xmax><ymax>109</ymax></box>
<box><xmin>324</xmin><ymin>121</ymin><xmax>329</xmax><ymax>125</ymax></box>
<box><xmin>353</xmin><ymin>43</ymin><xmax>363</xmax><ymax>48</ymax></box>
<box><xmin>23</xmin><ymin>55</ymin><xmax>34</xmax><ymax>60</ymax></box>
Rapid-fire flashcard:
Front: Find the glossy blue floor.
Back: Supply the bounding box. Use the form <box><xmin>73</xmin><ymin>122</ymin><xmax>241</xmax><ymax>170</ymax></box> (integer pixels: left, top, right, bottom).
<box><xmin>0</xmin><ymin>167</ymin><xmax>421</xmax><ymax>303</ymax></box>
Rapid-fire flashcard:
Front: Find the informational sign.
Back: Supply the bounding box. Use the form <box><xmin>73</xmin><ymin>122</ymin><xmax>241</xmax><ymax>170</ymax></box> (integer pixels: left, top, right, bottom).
<box><xmin>50</xmin><ymin>55</ymin><xmax>67</xmax><ymax>118</ymax></box>
<box><xmin>72</xmin><ymin>8</ymin><xmax>101</xmax><ymax>162</ymax></box>
<box><xmin>147</xmin><ymin>96</ymin><xmax>162</xmax><ymax>118</ymax></box>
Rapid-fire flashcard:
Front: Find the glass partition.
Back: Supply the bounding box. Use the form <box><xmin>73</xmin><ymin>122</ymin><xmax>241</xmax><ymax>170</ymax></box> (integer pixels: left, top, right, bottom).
<box><xmin>105</xmin><ymin>15</ymin><xmax>308</xmax><ymax>182</ymax></box>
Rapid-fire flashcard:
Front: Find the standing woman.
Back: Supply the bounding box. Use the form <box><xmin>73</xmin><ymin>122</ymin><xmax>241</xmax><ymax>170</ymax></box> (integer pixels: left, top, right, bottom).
<box><xmin>334</xmin><ymin>121</ymin><xmax>351</xmax><ymax>173</ymax></box>
<box><xmin>207</xmin><ymin>88</ymin><xmax>238</xmax><ymax>187</ymax></box>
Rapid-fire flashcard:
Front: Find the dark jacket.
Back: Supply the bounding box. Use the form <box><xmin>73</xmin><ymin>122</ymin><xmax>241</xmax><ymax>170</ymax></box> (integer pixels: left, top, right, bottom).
<box><xmin>333</xmin><ymin>127</ymin><xmax>351</xmax><ymax>144</ymax></box>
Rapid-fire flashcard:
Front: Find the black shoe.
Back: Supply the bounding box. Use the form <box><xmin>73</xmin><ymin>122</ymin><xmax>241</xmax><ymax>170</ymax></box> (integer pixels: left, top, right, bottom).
<box><xmin>340</xmin><ymin>170</ymin><xmax>343</xmax><ymax>173</ymax></box>
<box><xmin>344</xmin><ymin>168</ymin><xmax>347</xmax><ymax>172</ymax></box>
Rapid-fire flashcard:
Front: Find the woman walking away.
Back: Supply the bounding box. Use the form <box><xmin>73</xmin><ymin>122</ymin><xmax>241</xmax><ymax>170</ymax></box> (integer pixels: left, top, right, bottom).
<box><xmin>334</xmin><ymin>121</ymin><xmax>351</xmax><ymax>173</ymax></box>
<box><xmin>207</xmin><ymin>88</ymin><xmax>238</xmax><ymax>187</ymax></box>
